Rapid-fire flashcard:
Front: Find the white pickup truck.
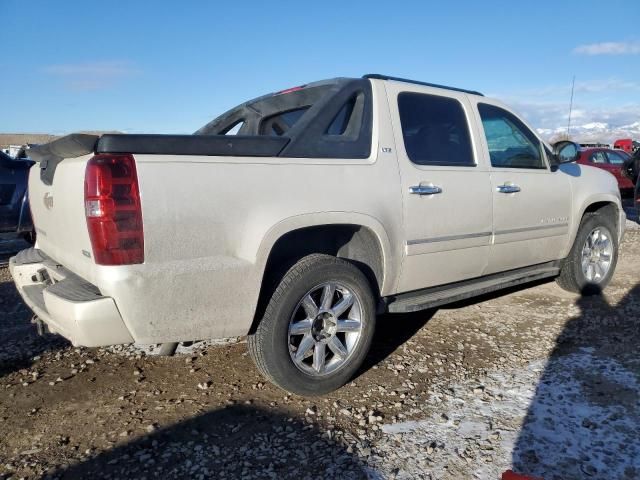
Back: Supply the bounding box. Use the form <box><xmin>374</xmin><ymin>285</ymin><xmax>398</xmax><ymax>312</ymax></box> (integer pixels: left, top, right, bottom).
<box><xmin>10</xmin><ymin>75</ymin><xmax>625</xmax><ymax>395</ymax></box>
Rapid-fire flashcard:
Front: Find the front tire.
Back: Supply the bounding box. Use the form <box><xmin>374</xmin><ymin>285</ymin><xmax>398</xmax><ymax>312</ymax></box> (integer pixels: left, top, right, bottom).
<box><xmin>248</xmin><ymin>254</ymin><xmax>376</xmax><ymax>396</ymax></box>
<box><xmin>556</xmin><ymin>212</ymin><xmax>619</xmax><ymax>294</ymax></box>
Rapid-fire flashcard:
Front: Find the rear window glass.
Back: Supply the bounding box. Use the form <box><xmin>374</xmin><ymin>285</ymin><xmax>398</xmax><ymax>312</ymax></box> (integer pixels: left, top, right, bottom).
<box><xmin>398</xmin><ymin>92</ymin><xmax>474</xmax><ymax>166</ymax></box>
<box><xmin>260</xmin><ymin>107</ymin><xmax>309</xmax><ymax>136</ymax></box>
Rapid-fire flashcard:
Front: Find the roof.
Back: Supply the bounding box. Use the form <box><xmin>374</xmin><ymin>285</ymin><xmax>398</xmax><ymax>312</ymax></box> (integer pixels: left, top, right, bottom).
<box><xmin>363</xmin><ymin>74</ymin><xmax>484</xmax><ymax>96</ymax></box>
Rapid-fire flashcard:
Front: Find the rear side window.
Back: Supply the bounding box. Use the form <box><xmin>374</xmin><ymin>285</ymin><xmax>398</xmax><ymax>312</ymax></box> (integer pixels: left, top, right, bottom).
<box><xmin>606</xmin><ymin>151</ymin><xmax>625</xmax><ymax>165</ymax></box>
<box><xmin>478</xmin><ymin>103</ymin><xmax>545</xmax><ymax>169</ymax></box>
<box><xmin>398</xmin><ymin>92</ymin><xmax>474</xmax><ymax>166</ymax></box>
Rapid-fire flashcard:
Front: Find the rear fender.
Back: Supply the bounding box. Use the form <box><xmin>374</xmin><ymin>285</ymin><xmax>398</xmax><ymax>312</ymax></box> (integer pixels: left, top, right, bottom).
<box><xmin>256</xmin><ymin>212</ymin><xmax>397</xmax><ymax>296</ymax></box>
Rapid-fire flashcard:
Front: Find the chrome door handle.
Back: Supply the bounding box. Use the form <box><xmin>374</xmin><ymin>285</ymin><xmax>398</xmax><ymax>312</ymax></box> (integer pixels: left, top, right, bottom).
<box><xmin>409</xmin><ymin>184</ymin><xmax>443</xmax><ymax>195</ymax></box>
<box><xmin>497</xmin><ymin>184</ymin><xmax>521</xmax><ymax>194</ymax></box>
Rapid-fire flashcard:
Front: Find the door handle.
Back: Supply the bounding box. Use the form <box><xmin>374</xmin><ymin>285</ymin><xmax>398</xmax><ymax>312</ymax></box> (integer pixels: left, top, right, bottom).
<box><xmin>497</xmin><ymin>184</ymin><xmax>521</xmax><ymax>194</ymax></box>
<box><xmin>409</xmin><ymin>184</ymin><xmax>443</xmax><ymax>195</ymax></box>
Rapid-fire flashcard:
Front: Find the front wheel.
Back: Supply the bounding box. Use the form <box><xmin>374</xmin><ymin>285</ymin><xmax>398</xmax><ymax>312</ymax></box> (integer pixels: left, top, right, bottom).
<box><xmin>248</xmin><ymin>254</ymin><xmax>376</xmax><ymax>396</ymax></box>
<box><xmin>556</xmin><ymin>212</ymin><xmax>619</xmax><ymax>294</ymax></box>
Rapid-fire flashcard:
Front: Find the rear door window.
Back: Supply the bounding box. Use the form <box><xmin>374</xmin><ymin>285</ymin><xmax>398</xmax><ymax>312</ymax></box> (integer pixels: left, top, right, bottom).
<box><xmin>478</xmin><ymin>103</ymin><xmax>545</xmax><ymax>169</ymax></box>
<box><xmin>397</xmin><ymin>92</ymin><xmax>474</xmax><ymax>166</ymax></box>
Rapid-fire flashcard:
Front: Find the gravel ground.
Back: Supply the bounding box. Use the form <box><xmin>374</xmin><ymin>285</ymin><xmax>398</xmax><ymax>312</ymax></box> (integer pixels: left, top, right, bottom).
<box><xmin>0</xmin><ymin>213</ymin><xmax>638</xmax><ymax>480</ymax></box>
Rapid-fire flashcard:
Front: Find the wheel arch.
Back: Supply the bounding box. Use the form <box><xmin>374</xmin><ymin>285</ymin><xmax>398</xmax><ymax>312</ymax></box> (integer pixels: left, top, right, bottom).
<box><xmin>565</xmin><ymin>195</ymin><xmax>623</xmax><ymax>258</ymax></box>
<box><xmin>250</xmin><ymin>213</ymin><xmax>395</xmax><ymax>333</ymax></box>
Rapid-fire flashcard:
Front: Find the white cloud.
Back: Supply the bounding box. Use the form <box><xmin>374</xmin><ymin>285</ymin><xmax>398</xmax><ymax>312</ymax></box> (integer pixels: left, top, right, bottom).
<box><xmin>573</xmin><ymin>41</ymin><xmax>640</xmax><ymax>55</ymax></box>
<box><xmin>490</xmin><ymin>79</ymin><xmax>640</xmax><ymax>100</ymax></box>
<box><xmin>42</xmin><ymin>61</ymin><xmax>139</xmax><ymax>91</ymax></box>
<box><xmin>503</xmin><ymin>99</ymin><xmax>640</xmax><ymax>143</ymax></box>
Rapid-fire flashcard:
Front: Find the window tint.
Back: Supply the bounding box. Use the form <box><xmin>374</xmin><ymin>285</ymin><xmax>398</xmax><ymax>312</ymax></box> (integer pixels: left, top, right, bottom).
<box><xmin>590</xmin><ymin>152</ymin><xmax>607</xmax><ymax>164</ymax></box>
<box><xmin>398</xmin><ymin>92</ymin><xmax>474</xmax><ymax>166</ymax></box>
<box><xmin>606</xmin><ymin>151</ymin><xmax>625</xmax><ymax>165</ymax></box>
<box><xmin>260</xmin><ymin>107</ymin><xmax>309</xmax><ymax>136</ymax></box>
<box><xmin>478</xmin><ymin>103</ymin><xmax>545</xmax><ymax>169</ymax></box>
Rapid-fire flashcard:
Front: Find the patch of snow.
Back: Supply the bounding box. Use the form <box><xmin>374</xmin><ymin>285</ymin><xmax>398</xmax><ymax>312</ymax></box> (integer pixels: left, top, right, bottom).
<box><xmin>371</xmin><ymin>349</ymin><xmax>640</xmax><ymax>479</ymax></box>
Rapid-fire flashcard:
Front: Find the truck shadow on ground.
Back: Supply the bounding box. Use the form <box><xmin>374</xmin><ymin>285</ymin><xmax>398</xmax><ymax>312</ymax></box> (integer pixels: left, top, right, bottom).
<box><xmin>359</xmin><ymin>279</ymin><xmax>553</xmax><ymax>377</ymax></box>
<box><xmin>0</xmin><ymin>277</ymin><xmax>69</xmax><ymax>378</ymax></box>
<box><xmin>622</xmin><ymin>196</ymin><xmax>638</xmax><ymax>223</ymax></box>
<box><xmin>49</xmin><ymin>404</ymin><xmax>367</xmax><ymax>480</ymax></box>
<box><xmin>511</xmin><ymin>283</ymin><xmax>640</xmax><ymax>479</ymax></box>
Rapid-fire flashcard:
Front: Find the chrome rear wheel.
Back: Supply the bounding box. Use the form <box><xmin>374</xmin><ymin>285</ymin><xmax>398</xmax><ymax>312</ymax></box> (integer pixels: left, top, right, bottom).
<box><xmin>248</xmin><ymin>254</ymin><xmax>376</xmax><ymax>396</ymax></box>
<box><xmin>288</xmin><ymin>282</ymin><xmax>364</xmax><ymax>376</ymax></box>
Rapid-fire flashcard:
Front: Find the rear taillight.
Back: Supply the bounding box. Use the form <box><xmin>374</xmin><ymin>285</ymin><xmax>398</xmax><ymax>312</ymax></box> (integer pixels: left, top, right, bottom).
<box><xmin>84</xmin><ymin>154</ymin><xmax>144</xmax><ymax>265</ymax></box>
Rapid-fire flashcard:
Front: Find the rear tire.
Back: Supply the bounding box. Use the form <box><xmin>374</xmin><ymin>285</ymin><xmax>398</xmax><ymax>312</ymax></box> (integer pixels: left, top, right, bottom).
<box><xmin>556</xmin><ymin>212</ymin><xmax>618</xmax><ymax>294</ymax></box>
<box><xmin>248</xmin><ymin>254</ymin><xmax>376</xmax><ymax>396</ymax></box>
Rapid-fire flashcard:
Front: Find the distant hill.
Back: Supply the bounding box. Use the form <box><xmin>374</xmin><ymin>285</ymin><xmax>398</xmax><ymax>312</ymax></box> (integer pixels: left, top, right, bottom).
<box><xmin>0</xmin><ymin>131</ymin><xmax>122</xmax><ymax>148</ymax></box>
<box><xmin>0</xmin><ymin>133</ymin><xmax>58</xmax><ymax>147</ymax></box>
<box><xmin>538</xmin><ymin>122</ymin><xmax>640</xmax><ymax>145</ymax></box>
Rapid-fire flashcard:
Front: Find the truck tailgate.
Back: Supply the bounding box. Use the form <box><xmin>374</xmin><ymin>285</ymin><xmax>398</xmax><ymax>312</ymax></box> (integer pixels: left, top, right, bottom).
<box><xmin>28</xmin><ymin>134</ymin><xmax>99</xmax><ymax>282</ymax></box>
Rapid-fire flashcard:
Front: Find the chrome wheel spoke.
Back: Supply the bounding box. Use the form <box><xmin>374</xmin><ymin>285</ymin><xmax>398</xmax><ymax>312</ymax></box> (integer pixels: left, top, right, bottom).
<box><xmin>595</xmin><ymin>262</ymin><xmax>604</xmax><ymax>279</ymax></box>
<box><xmin>289</xmin><ymin>318</ymin><xmax>312</xmax><ymax>336</ymax></box>
<box><xmin>320</xmin><ymin>283</ymin><xmax>336</xmax><ymax>311</ymax></box>
<box><xmin>336</xmin><ymin>319</ymin><xmax>361</xmax><ymax>333</ymax></box>
<box><xmin>328</xmin><ymin>336</ymin><xmax>348</xmax><ymax>359</ymax></box>
<box><xmin>301</xmin><ymin>295</ymin><xmax>319</xmax><ymax>318</ymax></box>
<box><xmin>313</xmin><ymin>342</ymin><xmax>326</xmax><ymax>373</ymax></box>
<box><xmin>295</xmin><ymin>333</ymin><xmax>315</xmax><ymax>362</ymax></box>
<box><xmin>581</xmin><ymin>255</ymin><xmax>590</xmax><ymax>271</ymax></box>
<box><xmin>332</xmin><ymin>293</ymin><xmax>355</xmax><ymax>317</ymax></box>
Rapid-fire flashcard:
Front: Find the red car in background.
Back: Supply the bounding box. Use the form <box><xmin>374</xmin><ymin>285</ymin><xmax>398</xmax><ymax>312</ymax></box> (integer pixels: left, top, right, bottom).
<box><xmin>577</xmin><ymin>147</ymin><xmax>635</xmax><ymax>192</ymax></box>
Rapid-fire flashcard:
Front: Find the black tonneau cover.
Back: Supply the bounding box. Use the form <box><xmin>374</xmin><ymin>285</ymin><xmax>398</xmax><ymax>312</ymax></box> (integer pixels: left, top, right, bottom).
<box><xmin>30</xmin><ymin>134</ymin><xmax>99</xmax><ymax>186</ymax></box>
<box><xmin>31</xmin><ymin>133</ymin><xmax>289</xmax><ymax>185</ymax></box>
<box><xmin>31</xmin><ymin>76</ymin><xmax>374</xmax><ymax>184</ymax></box>
<box><xmin>96</xmin><ymin>134</ymin><xmax>288</xmax><ymax>157</ymax></box>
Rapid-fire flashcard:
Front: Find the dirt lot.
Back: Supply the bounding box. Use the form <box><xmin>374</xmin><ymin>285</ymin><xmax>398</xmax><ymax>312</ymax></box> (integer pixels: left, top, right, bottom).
<box><xmin>1</xmin><ymin>217</ymin><xmax>639</xmax><ymax>479</ymax></box>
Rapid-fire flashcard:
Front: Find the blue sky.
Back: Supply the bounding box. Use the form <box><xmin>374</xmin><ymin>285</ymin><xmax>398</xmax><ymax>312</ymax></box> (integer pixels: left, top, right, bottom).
<box><xmin>1</xmin><ymin>0</ymin><xmax>639</xmax><ymax>136</ymax></box>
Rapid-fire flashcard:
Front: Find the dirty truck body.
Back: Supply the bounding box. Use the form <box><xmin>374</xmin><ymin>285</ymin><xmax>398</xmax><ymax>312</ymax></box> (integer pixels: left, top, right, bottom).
<box><xmin>10</xmin><ymin>75</ymin><xmax>625</xmax><ymax>395</ymax></box>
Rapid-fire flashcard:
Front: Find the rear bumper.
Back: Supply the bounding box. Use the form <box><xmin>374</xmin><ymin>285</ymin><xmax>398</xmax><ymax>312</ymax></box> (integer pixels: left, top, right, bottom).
<box><xmin>9</xmin><ymin>248</ymin><xmax>134</xmax><ymax>347</ymax></box>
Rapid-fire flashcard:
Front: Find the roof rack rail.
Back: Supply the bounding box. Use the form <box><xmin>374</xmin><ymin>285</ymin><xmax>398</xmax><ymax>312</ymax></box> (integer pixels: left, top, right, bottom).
<box><xmin>363</xmin><ymin>74</ymin><xmax>484</xmax><ymax>96</ymax></box>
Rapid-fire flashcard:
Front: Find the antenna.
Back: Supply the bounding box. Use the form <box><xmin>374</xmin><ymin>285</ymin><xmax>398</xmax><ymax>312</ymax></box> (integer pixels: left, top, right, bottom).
<box><xmin>567</xmin><ymin>75</ymin><xmax>575</xmax><ymax>139</ymax></box>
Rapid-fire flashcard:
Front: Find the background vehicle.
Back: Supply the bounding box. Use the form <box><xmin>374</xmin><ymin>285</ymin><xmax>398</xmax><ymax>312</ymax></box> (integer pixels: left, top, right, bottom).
<box><xmin>10</xmin><ymin>75</ymin><xmax>626</xmax><ymax>395</ymax></box>
<box><xmin>0</xmin><ymin>151</ymin><xmax>34</xmax><ymax>242</ymax></box>
<box><xmin>613</xmin><ymin>138</ymin><xmax>639</xmax><ymax>154</ymax></box>
<box><xmin>576</xmin><ymin>147</ymin><xmax>635</xmax><ymax>193</ymax></box>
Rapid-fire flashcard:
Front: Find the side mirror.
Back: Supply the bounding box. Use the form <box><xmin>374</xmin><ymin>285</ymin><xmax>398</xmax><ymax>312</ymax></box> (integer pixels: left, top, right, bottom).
<box><xmin>553</xmin><ymin>141</ymin><xmax>580</xmax><ymax>164</ymax></box>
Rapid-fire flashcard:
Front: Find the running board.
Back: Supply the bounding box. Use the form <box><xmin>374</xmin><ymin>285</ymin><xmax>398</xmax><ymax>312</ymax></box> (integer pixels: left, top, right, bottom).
<box><xmin>386</xmin><ymin>261</ymin><xmax>561</xmax><ymax>313</ymax></box>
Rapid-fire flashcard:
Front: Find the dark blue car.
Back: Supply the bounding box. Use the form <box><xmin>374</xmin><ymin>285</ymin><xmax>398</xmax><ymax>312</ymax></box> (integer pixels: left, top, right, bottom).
<box><xmin>0</xmin><ymin>151</ymin><xmax>34</xmax><ymax>241</ymax></box>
